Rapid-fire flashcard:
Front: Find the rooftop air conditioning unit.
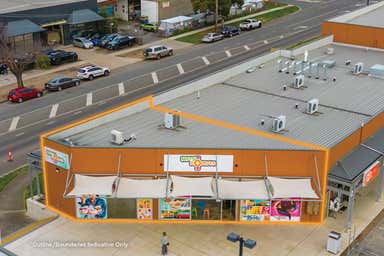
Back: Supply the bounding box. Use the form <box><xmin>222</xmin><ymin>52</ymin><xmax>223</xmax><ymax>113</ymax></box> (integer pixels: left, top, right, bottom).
<box><xmin>272</xmin><ymin>115</ymin><xmax>286</xmax><ymax>133</ymax></box>
<box><xmin>353</xmin><ymin>62</ymin><xmax>364</xmax><ymax>75</ymax></box>
<box><xmin>294</xmin><ymin>75</ymin><xmax>304</xmax><ymax>88</ymax></box>
<box><xmin>164</xmin><ymin>111</ymin><xmax>181</xmax><ymax>129</ymax></box>
<box><xmin>307</xmin><ymin>98</ymin><xmax>319</xmax><ymax>115</ymax></box>
<box><xmin>111</xmin><ymin>130</ymin><xmax>124</xmax><ymax>145</ymax></box>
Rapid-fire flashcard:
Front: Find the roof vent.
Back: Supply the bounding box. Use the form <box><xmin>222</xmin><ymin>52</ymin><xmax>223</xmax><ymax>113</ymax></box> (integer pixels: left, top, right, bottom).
<box><xmin>353</xmin><ymin>62</ymin><xmax>364</xmax><ymax>75</ymax></box>
<box><xmin>111</xmin><ymin>130</ymin><xmax>124</xmax><ymax>145</ymax></box>
<box><xmin>306</xmin><ymin>98</ymin><xmax>319</xmax><ymax>115</ymax></box>
<box><xmin>272</xmin><ymin>115</ymin><xmax>286</xmax><ymax>133</ymax></box>
<box><xmin>164</xmin><ymin>111</ymin><xmax>181</xmax><ymax>129</ymax></box>
<box><xmin>294</xmin><ymin>75</ymin><xmax>304</xmax><ymax>89</ymax></box>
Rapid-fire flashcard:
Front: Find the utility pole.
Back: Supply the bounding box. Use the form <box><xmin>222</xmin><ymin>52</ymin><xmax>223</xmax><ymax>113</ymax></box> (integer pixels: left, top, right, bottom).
<box><xmin>366</xmin><ymin>0</ymin><xmax>370</xmax><ymax>5</ymax></box>
<box><xmin>214</xmin><ymin>0</ymin><xmax>219</xmax><ymax>32</ymax></box>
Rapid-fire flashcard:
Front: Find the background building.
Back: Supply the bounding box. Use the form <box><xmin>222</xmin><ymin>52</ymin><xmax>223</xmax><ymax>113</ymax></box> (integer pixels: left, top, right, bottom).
<box><xmin>141</xmin><ymin>0</ymin><xmax>193</xmax><ymax>23</ymax></box>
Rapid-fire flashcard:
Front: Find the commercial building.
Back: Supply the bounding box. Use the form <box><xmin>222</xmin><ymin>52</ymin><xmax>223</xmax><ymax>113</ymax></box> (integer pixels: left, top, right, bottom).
<box><xmin>322</xmin><ymin>1</ymin><xmax>384</xmax><ymax>49</ymax></box>
<box><xmin>141</xmin><ymin>0</ymin><xmax>193</xmax><ymax>23</ymax></box>
<box><xmin>0</xmin><ymin>0</ymin><xmax>104</xmax><ymax>47</ymax></box>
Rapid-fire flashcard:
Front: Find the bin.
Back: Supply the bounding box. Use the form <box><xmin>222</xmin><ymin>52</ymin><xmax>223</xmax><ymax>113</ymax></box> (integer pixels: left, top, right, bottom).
<box><xmin>327</xmin><ymin>231</ymin><xmax>341</xmax><ymax>254</ymax></box>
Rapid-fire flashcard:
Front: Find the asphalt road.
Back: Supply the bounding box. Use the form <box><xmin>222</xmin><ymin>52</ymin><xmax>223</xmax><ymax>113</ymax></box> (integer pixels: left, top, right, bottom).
<box><xmin>0</xmin><ymin>0</ymin><xmax>375</xmax><ymax>174</ymax></box>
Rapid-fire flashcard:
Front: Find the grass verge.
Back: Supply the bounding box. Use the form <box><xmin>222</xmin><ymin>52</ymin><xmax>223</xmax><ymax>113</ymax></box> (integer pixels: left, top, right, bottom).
<box><xmin>0</xmin><ymin>166</ymin><xmax>28</xmax><ymax>193</ymax></box>
<box><xmin>176</xmin><ymin>5</ymin><xmax>300</xmax><ymax>44</ymax></box>
<box><xmin>286</xmin><ymin>35</ymin><xmax>322</xmax><ymax>50</ymax></box>
<box><xmin>24</xmin><ymin>172</ymin><xmax>44</xmax><ymax>200</ymax></box>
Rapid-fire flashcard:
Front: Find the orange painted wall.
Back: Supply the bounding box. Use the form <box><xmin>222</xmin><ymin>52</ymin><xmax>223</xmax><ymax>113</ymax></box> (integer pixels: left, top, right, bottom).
<box><xmin>322</xmin><ymin>21</ymin><xmax>384</xmax><ymax>48</ymax></box>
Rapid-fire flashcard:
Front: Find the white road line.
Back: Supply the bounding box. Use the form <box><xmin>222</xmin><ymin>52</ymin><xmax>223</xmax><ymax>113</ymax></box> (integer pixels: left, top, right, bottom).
<box><xmin>244</xmin><ymin>45</ymin><xmax>250</xmax><ymax>51</ymax></box>
<box><xmin>49</xmin><ymin>104</ymin><xmax>59</xmax><ymax>119</ymax></box>
<box><xmin>151</xmin><ymin>72</ymin><xmax>159</xmax><ymax>84</ymax></box>
<box><xmin>86</xmin><ymin>93</ymin><xmax>92</xmax><ymax>106</ymax></box>
<box><xmin>202</xmin><ymin>56</ymin><xmax>210</xmax><ymax>65</ymax></box>
<box><xmin>9</xmin><ymin>116</ymin><xmax>20</xmax><ymax>131</ymax></box>
<box><xmin>46</xmin><ymin>121</ymin><xmax>55</xmax><ymax>125</ymax></box>
<box><xmin>225</xmin><ymin>50</ymin><xmax>232</xmax><ymax>58</ymax></box>
<box><xmin>15</xmin><ymin>132</ymin><xmax>24</xmax><ymax>137</ymax></box>
<box><xmin>264</xmin><ymin>40</ymin><xmax>269</xmax><ymax>44</ymax></box>
<box><xmin>73</xmin><ymin>111</ymin><xmax>82</xmax><ymax>115</ymax></box>
<box><xmin>118</xmin><ymin>82</ymin><xmax>125</xmax><ymax>95</ymax></box>
<box><xmin>280</xmin><ymin>35</ymin><xmax>284</xmax><ymax>39</ymax></box>
<box><xmin>176</xmin><ymin>64</ymin><xmax>185</xmax><ymax>74</ymax></box>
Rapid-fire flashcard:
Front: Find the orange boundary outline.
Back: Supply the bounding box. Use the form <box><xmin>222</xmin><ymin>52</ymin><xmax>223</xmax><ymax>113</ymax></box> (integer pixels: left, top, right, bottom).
<box><xmin>40</xmin><ymin>95</ymin><xmax>330</xmax><ymax>225</ymax></box>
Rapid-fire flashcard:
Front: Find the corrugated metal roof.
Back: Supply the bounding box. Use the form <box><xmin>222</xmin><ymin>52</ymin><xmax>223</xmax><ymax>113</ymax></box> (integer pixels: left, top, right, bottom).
<box><xmin>67</xmin><ymin>9</ymin><xmax>104</xmax><ymax>25</ymax></box>
<box><xmin>346</xmin><ymin>5</ymin><xmax>384</xmax><ymax>28</ymax></box>
<box><xmin>6</xmin><ymin>19</ymin><xmax>44</xmax><ymax>37</ymax></box>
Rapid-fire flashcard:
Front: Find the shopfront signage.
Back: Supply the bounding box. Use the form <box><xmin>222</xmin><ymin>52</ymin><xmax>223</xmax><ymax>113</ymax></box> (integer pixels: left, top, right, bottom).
<box><xmin>137</xmin><ymin>199</ymin><xmax>153</xmax><ymax>220</ymax></box>
<box><xmin>75</xmin><ymin>195</ymin><xmax>107</xmax><ymax>219</ymax></box>
<box><xmin>44</xmin><ymin>147</ymin><xmax>69</xmax><ymax>170</ymax></box>
<box><xmin>270</xmin><ymin>199</ymin><xmax>301</xmax><ymax>222</ymax></box>
<box><xmin>159</xmin><ymin>198</ymin><xmax>191</xmax><ymax>220</ymax></box>
<box><xmin>363</xmin><ymin>161</ymin><xmax>381</xmax><ymax>187</ymax></box>
<box><xmin>240</xmin><ymin>200</ymin><xmax>270</xmax><ymax>221</ymax></box>
<box><xmin>164</xmin><ymin>154</ymin><xmax>233</xmax><ymax>172</ymax></box>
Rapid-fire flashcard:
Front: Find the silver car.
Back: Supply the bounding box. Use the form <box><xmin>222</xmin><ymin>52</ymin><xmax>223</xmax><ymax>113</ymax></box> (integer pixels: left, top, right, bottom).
<box><xmin>143</xmin><ymin>45</ymin><xmax>173</xmax><ymax>60</ymax></box>
<box><xmin>202</xmin><ymin>33</ymin><xmax>224</xmax><ymax>43</ymax></box>
<box><xmin>73</xmin><ymin>37</ymin><xmax>94</xmax><ymax>49</ymax></box>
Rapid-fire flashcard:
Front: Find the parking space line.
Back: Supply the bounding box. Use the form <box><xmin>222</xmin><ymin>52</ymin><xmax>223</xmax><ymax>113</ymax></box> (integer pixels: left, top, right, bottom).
<box><xmin>118</xmin><ymin>82</ymin><xmax>125</xmax><ymax>95</ymax></box>
<box><xmin>225</xmin><ymin>50</ymin><xmax>232</xmax><ymax>58</ymax></box>
<box><xmin>176</xmin><ymin>64</ymin><xmax>185</xmax><ymax>74</ymax></box>
<box><xmin>49</xmin><ymin>104</ymin><xmax>59</xmax><ymax>119</ymax></box>
<box><xmin>9</xmin><ymin>116</ymin><xmax>20</xmax><ymax>131</ymax></box>
<box><xmin>86</xmin><ymin>93</ymin><xmax>93</xmax><ymax>106</ymax></box>
<box><xmin>244</xmin><ymin>45</ymin><xmax>250</xmax><ymax>51</ymax></box>
<box><xmin>202</xmin><ymin>56</ymin><xmax>210</xmax><ymax>65</ymax></box>
<box><xmin>151</xmin><ymin>72</ymin><xmax>159</xmax><ymax>84</ymax></box>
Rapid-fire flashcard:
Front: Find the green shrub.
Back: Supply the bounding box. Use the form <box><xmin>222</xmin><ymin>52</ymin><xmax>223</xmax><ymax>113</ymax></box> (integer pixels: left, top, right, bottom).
<box><xmin>36</xmin><ymin>54</ymin><xmax>51</xmax><ymax>69</ymax></box>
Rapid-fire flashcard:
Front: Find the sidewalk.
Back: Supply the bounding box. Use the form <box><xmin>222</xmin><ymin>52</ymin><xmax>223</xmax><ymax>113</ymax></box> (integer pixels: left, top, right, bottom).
<box><xmin>4</xmin><ymin>179</ymin><xmax>383</xmax><ymax>256</ymax></box>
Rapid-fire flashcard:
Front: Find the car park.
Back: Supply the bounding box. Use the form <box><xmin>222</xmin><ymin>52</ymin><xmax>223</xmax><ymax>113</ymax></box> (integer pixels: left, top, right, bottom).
<box><xmin>221</xmin><ymin>26</ymin><xmax>241</xmax><ymax>37</ymax></box>
<box><xmin>140</xmin><ymin>23</ymin><xmax>158</xmax><ymax>32</ymax></box>
<box><xmin>106</xmin><ymin>35</ymin><xmax>137</xmax><ymax>50</ymax></box>
<box><xmin>202</xmin><ymin>33</ymin><xmax>224</xmax><ymax>43</ymax></box>
<box><xmin>8</xmin><ymin>87</ymin><xmax>43</xmax><ymax>103</ymax></box>
<box><xmin>45</xmin><ymin>77</ymin><xmax>80</xmax><ymax>91</ymax></box>
<box><xmin>99</xmin><ymin>33</ymin><xmax>118</xmax><ymax>48</ymax></box>
<box><xmin>73</xmin><ymin>37</ymin><xmax>94</xmax><ymax>49</ymax></box>
<box><xmin>143</xmin><ymin>45</ymin><xmax>173</xmax><ymax>60</ymax></box>
<box><xmin>0</xmin><ymin>64</ymin><xmax>8</xmax><ymax>74</ymax></box>
<box><xmin>239</xmin><ymin>19</ymin><xmax>262</xmax><ymax>30</ymax></box>
<box><xmin>49</xmin><ymin>51</ymin><xmax>78</xmax><ymax>65</ymax></box>
<box><xmin>77</xmin><ymin>65</ymin><xmax>110</xmax><ymax>80</ymax></box>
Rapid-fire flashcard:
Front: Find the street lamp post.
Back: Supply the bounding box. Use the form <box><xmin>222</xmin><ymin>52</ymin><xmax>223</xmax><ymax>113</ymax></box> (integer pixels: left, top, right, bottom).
<box><xmin>214</xmin><ymin>0</ymin><xmax>219</xmax><ymax>32</ymax></box>
<box><xmin>227</xmin><ymin>232</ymin><xmax>256</xmax><ymax>256</ymax></box>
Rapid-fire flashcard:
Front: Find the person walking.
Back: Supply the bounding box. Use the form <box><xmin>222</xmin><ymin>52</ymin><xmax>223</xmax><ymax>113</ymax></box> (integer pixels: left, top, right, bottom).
<box><xmin>161</xmin><ymin>231</ymin><xmax>169</xmax><ymax>255</ymax></box>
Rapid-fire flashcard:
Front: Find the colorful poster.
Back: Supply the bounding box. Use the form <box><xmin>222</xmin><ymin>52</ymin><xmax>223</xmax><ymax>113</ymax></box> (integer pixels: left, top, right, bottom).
<box><xmin>240</xmin><ymin>200</ymin><xmax>270</xmax><ymax>221</ymax></box>
<box><xmin>164</xmin><ymin>155</ymin><xmax>233</xmax><ymax>172</ymax></box>
<box><xmin>76</xmin><ymin>195</ymin><xmax>107</xmax><ymax>219</ymax></box>
<box><xmin>159</xmin><ymin>198</ymin><xmax>191</xmax><ymax>220</ymax></box>
<box><xmin>44</xmin><ymin>146</ymin><xmax>69</xmax><ymax>170</ymax></box>
<box><xmin>137</xmin><ymin>199</ymin><xmax>153</xmax><ymax>220</ymax></box>
<box><xmin>270</xmin><ymin>199</ymin><xmax>301</xmax><ymax>222</ymax></box>
<box><xmin>363</xmin><ymin>161</ymin><xmax>380</xmax><ymax>187</ymax></box>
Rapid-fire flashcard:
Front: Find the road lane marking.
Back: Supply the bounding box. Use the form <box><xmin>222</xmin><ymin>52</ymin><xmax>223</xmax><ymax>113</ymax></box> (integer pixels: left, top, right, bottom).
<box><xmin>73</xmin><ymin>111</ymin><xmax>82</xmax><ymax>115</ymax></box>
<box><xmin>46</xmin><ymin>121</ymin><xmax>55</xmax><ymax>125</ymax></box>
<box><xmin>9</xmin><ymin>116</ymin><xmax>20</xmax><ymax>131</ymax></box>
<box><xmin>280</xmin><ymin>35</ymin><xmax>284</xmax><ymax>39</ymax></box>
<box><xmin>98</xmin><ymin>101</ymin><xmax>106</xmax><ymax>105</ymax></box>
<box><xmin>264</xmin><ymin>40</ymin><xmax>269</xmax><ymax>44</ymax></box>
<box><xmin>225</xmin><ymin>50</ymin><xmax>232</xmax><ymax>57</ymax></box>
<box><xmin>151</xmin><ymin>72</ymin><xmax>159</xmax><ymax>84</ymax></box>
<box><xmin>202</xmin><ymin>56</ymin><xmax>210</xmax><ymax>65</ymax></box>
<box><xmin>86</xmin><ymin>93</ymin><xmax>92</xmax><ymax>106</ymax></box>
<box><xmin>244</xmin><ymin>45</ymin><xmax>250</xmax><ymax>51</ymax></box>
<box><xmin>176</xmin><ymin>64</ymin><xmax>185</xmax><ymax>74</ymax></box>
<box><xmin>49</xmin><ymin>104</ymin><xmax>59</xmax><ymax>118</ymax></box>
<box><xmin>15</xmin><ymin>132</ymin><xmax>24</xmax><ymax>137</ymax></box>
<box><xmin>118</xmin><ymin>82</ymin><xmax>125</xmax><ymax>95</ymax></box>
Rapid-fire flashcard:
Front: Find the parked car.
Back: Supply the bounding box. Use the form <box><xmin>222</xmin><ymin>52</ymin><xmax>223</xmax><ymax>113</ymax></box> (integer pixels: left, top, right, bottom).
<box><xmin>140</xmin><ymin>23</ymin><xmax>158</xmax><ymax>32</ymax></box>
<box><xmin>0</xmin><ymin>64</ymin><xmax>8</xmax><ymax>74</ymax></box>
<box><xmin>77</xmin><ymin>65</ymin><xmax>110</xmax><ymax>80</ymax></box>
<box><xmin>99</xmin><ymin>33</ymin><xmax>118</xmax><ymax>48</ymax></box>
<box><xmin>202</xmin><ymin>33</ymin><xmax>224</xmax><ymax>43</ymax></box>
<box><xmin>143</xmin><ymin>45</ymin><xmax>173</xmax><ymax>60</ymax></box>
<box><xmin>8</xmin><ymin>87</ymin><xmax>43</xmax><ymax>103</ymax></box>
<box><xmin>49</xmin><ymin>51</ymin><xmax>78</xmax><ymax>65</ymax></box>
<box><xmin>88</xmin><ymin>33</ymin><xmax>104</xmax><ymax>46</ymax></box>
<box><xmin>41</xmin><ymin>49</ymin><xmax>65</xmax><ymax>56</ymax></box>
<box><xmin>106</xmin><ymin>35</ymin><xmax>137</xmax><ymax>50</ymax></box>
<box><xmin>73</xmin><ymin>37</ymin><xmax>94</xmax><ymax>49</ymax></box>
<box><xmin>239</xmin><ymin>19</ymin><xmax>262</xmax><ymax>30</ymax></box>
<box><xmin>221</xmin><ymin>26</ymin><xmax>241</xmax><ymax>37</ymax></box>
<box><xmin>72</xmin><ymin>30</ymin><xmax>94</xmax><ymax>39</ymax></box>
<box><xmin>45</xmin><ymin>77</ymin><xmax>80</xmax><ymax>91</ymax></box>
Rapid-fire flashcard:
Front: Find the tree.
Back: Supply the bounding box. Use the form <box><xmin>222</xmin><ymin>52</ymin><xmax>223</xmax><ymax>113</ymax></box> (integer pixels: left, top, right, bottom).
<box><xmin>0</xmin><ymin>22</ymin><xmax>40</xmax><ymax>88</ymax></box>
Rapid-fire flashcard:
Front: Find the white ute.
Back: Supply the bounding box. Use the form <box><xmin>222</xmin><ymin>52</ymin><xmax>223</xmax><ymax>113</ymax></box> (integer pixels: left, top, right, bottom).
<box><xmin>239</xmin><ymin>19</ymin><xmax>262</xmax><ymax>30</ymax></box>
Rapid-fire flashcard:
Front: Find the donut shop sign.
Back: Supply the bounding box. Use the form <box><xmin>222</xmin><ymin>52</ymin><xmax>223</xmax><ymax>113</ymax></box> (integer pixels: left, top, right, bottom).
<box><xmin>164</xmin><ymin>154</ymin><xmax>233</xmax><ymax>172</ymax></box>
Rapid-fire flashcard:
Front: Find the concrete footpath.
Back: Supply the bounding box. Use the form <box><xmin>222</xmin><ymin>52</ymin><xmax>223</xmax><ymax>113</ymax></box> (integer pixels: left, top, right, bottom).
<box><xmin>4</xmin><ymin>179</ymin><xmax>384</xmax><ymax>256</ymax></box>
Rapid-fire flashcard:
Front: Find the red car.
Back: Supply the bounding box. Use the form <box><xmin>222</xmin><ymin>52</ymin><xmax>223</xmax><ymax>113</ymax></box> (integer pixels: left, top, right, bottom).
<box><xmin>8</xmin><ymin>87</ymin><xmax>43</xmax><ymax>103</ymax></box>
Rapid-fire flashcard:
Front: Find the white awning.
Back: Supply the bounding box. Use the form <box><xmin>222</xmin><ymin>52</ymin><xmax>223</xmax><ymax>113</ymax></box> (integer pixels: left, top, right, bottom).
<box><xmin>268</xmin><ymin>177</ymin><xmax>319</xmax><ymax>199</ymax></box>
<box><xmin>217</xmin><ymin>179</ymin><xmax>269</xmax><ymax>199</ymax></box>
<box><xmin>67</xmin><ymin>174</ymin><xmax>117</xmax><ymax>196</ymax></box>
<box><xmin>116</xmin><ymin>178</ymin><xmax>168</xmax><ymax>198</ymax></box>
<box><xmin>170</xmin><ymin>175</ymin><xmax>215</xmax><ymax>197</ymax></box>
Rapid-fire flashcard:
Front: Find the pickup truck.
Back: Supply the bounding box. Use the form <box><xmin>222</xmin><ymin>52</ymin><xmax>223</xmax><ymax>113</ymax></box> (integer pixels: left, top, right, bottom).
<box><xmin>239</xmin><ymin>19</ymin><xmax>262</xmax><ymax>31</ymax></box>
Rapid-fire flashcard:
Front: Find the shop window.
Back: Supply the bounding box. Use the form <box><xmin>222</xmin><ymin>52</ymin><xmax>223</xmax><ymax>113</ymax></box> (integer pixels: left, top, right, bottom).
<box><xmin>160</xmin><ymin>198</ymin><xmax>191</xmax><ymax>220</ymax></box>
<box><xmin>191</xmin><ymin>200</ymin><xmax>220</xmax><ymax>220</ymax></box>
<box><xmin>240</xmin><ymin>200</ymin><xmax>270</xmax><ymax>221</ymax></box>
<box><xmin>222</xmin><ymin>200</ymin><xmax>236</xmax><ymax>220</ymax></box>
<box><xmin>107</xmin><ymin>198</ymin><xmax>137</xmax><ymax>218</ymax></box>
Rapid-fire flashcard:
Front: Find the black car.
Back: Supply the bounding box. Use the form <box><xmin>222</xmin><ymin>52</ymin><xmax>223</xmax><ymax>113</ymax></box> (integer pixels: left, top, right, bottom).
<box><xmin>0</xmin><ymin>64</ymin><xmax>8</xmax><ymax>74</ymax></box>
<box><xmin>106</xmin><ymin>35</ymin><xmax>137</xmax><ymax>50</ymax></box>
<box><xmin>45</xmin><ymin>77</ymin><xmax>80</xmax><ymax>91</ymax></box>
<box><xmin>100</xmin><ymin>33</ymin><xmax>118</xmax><ymax>48</ymax></box>
<box><xmin>221</xmin><ymin>26</ymin><xmax>241</xmax><ymax>37</ymax></box>
<box><xmin>49</xmin><ymin>51</ymin><xmax>78</xmax><ymax>65</ymax></box>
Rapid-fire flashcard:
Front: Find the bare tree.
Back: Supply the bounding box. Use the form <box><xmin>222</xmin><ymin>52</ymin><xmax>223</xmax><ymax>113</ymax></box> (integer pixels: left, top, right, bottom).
<box><xmin>0</xmin><ymin>22</ymin><xmax>41</xmax><ymax>88</ymax></box>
